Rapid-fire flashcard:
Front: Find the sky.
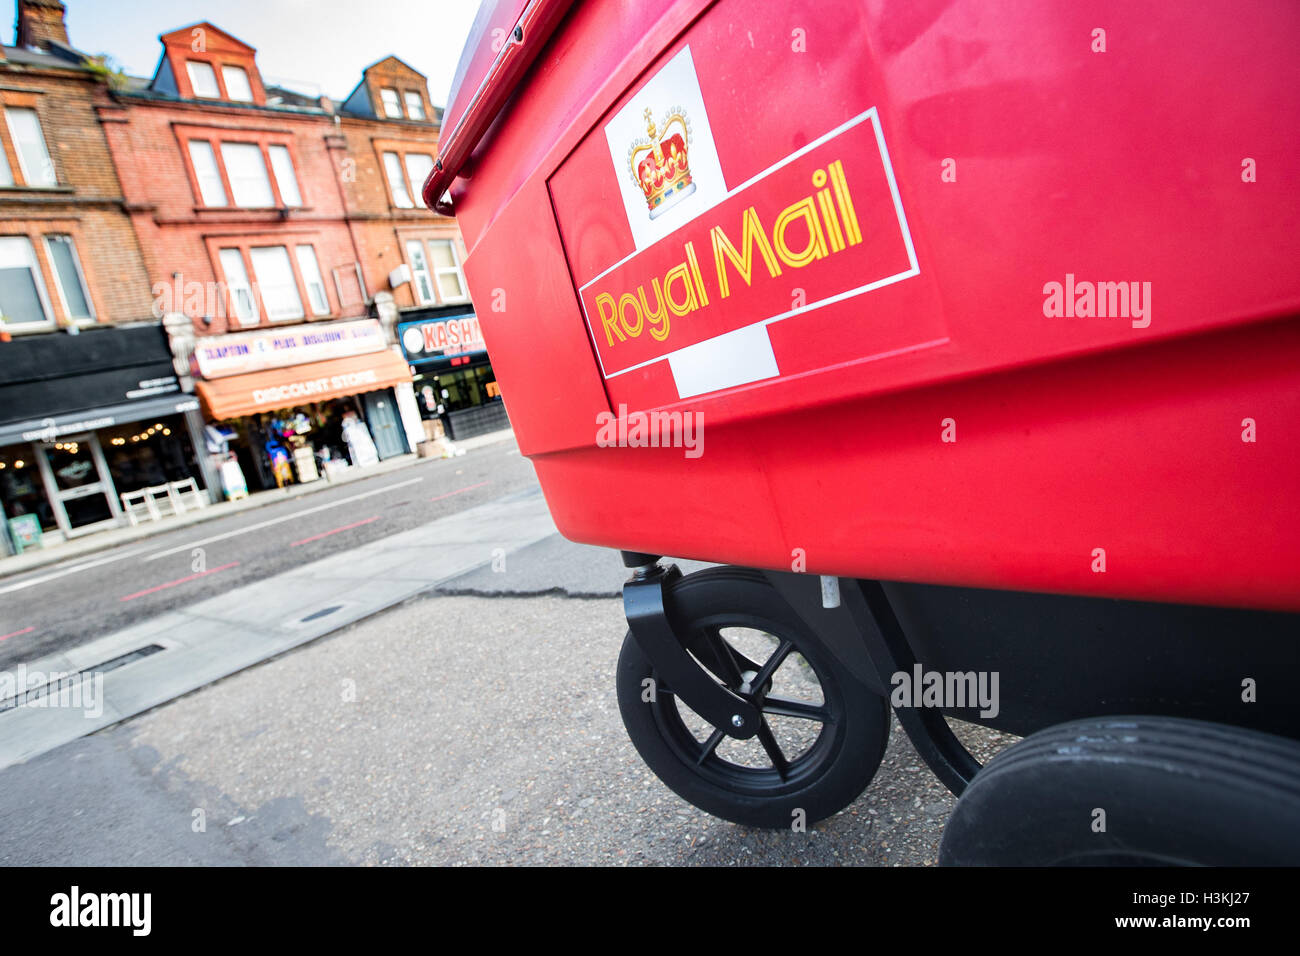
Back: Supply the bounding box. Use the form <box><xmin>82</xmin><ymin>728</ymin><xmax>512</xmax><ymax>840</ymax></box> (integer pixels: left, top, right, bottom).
<box><xmin>59</xmin><ymin>0</ymin><xmax>485</xmax><ymax>108</ymax></box>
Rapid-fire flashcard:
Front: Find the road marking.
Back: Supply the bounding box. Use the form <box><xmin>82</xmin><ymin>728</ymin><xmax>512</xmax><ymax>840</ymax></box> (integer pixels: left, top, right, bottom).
<box><xmin>0</xmin><ymin>546</ymin><xmax>152</xmax><ymax>597</ymax></box>
<box><xmin>120</xmin><ymin>562</ymin><xmax>240</xmax><ymax>602</ymax></box>
<box><xmin>0</xmin><ymin>626</ymin><xmax>35</xmax><ymax>642</ymax></box>
<box><xmin>430</xmin><ymin>481</ymin><xmax>490</xmax><ymax>502</ymax></box>
<box><xmin>143</xmin><ymin>476</ymin><xmax>424</xmax><ymax>562</ymax></box>
<box><xmin>290</xmin><ymin>516</ymin><xmax>380</xmax><ymax>547</ymax></box>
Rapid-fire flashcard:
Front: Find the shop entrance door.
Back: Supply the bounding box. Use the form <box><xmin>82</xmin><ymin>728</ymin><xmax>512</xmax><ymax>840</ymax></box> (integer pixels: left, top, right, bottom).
<box><xmin>362</xmin><ymin>390</ymin><xmax>409</xmax><ymax>460</ymax></box>
<box><xmin>35</xmin><ymin>433</ymin><xmax>120</xmax><ymax>537</ymax></box>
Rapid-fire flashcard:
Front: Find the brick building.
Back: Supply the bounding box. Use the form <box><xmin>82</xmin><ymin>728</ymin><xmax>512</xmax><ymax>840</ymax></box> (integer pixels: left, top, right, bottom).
<box><xmin>329</xmin><ymin>56</ymin><xmax>505</xmax><ymax>440</ymax></box>
<box><xmin>0</xmin><ymin>0</ymin><xmax>209</xmax><ymax>552</ymax></box>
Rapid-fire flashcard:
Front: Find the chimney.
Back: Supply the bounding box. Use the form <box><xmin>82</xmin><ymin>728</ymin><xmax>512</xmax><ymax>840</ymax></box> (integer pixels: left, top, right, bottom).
<box><xmin>16</xmin><ymin>0</ymin><xmax>69</xmax><ymax>51</ymax></box>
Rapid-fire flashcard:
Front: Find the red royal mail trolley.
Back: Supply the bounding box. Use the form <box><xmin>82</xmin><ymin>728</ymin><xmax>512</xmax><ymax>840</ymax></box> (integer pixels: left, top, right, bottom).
<box><xmin>424</xmin><ymin>0</ymin><xmax>1300</xmax><ymax>864</ymax></box>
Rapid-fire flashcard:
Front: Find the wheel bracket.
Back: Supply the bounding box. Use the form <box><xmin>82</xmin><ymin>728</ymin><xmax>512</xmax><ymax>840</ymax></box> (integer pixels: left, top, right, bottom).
<box><xmin>622</xmin><ymin>555</ymin><xmax>761</xmax><ymax>740</ymax></box>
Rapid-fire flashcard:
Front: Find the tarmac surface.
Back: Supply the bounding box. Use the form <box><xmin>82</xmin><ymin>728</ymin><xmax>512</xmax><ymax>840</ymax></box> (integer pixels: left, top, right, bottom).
<box><xmin>0</xmin><ymin>472</ymin><xmax>1018</xmax><ymax>864</ymax></box>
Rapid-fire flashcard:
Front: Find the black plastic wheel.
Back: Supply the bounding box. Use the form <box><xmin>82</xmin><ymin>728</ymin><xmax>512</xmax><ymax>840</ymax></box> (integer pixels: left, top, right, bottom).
<box><xmin>939</xmin><ymin>715</ymin><xmax>1300</xmax><ymax>865</ymax></box>
<box><xmin>616</xmin><ymin>566</ymin><xmax>891</xmax><ymax>828</ymax></box>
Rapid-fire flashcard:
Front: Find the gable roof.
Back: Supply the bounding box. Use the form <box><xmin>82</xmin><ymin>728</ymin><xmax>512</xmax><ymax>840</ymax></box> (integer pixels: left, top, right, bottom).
<box><xmin>158</xmin><ymin>22</ymin><xmax>257</xmax><ymax>54</ymax></box>
<box><xmin>361</xmin><ymin>55</ymin><xmax>427</xmax><ymax>80</ymax></box>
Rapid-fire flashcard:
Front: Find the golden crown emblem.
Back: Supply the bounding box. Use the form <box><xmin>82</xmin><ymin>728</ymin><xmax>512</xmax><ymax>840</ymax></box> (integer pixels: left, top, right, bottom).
<box><xmin>627</xmin><ymin>106</ymin><xmax>695</xmax><ymax>219</ymax></box>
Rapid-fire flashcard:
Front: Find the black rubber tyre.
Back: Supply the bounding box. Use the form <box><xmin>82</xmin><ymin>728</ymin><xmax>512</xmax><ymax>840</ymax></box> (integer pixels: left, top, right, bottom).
<box><xmin>616</xmin><ymin>566</ymin><xmax>890</xmax><ymax>829</ymax></box>
<box><xmin>939</xmin><ymin>715</ymin><xmax>1300</xmax><ymax>865</ymax></box>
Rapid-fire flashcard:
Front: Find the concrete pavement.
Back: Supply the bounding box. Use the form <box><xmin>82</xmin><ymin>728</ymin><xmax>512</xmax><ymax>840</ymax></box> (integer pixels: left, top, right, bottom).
<box><xmin>0</xmin><ymin>516</ymin><xmax>1016</xmax><ymax>866</ymax></box>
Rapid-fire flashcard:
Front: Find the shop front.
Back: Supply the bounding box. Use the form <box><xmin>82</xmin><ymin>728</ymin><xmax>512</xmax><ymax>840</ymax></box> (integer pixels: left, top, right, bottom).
<box><xmin>191</xmin><ymin>320</ymin><xmax>423</xmax><ymax>495</ymax></box>
<box><xmin>0</xmin><ymin>324</ymin><xmax>213</xmax><ymax>554</ymax></box>
<box><xmin>397</xmin><ymin>305</ymin><xmax>509</xmax><ymax>440</ymax></box>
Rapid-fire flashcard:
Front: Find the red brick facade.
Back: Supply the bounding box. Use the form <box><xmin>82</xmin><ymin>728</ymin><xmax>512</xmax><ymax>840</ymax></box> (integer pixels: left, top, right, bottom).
<box><xmin>0</xmin><ymin>47</ymin><xmax>154</xmax><ymax>336</ymax></box>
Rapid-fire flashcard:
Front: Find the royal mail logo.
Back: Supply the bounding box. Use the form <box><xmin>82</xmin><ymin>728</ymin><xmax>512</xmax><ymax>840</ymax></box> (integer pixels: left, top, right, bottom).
<box><xmin>582</xmin><ymin>108</ymin><xmax>920</xmax><ymax>398</ymax></box>
<box><xmin>629</xmin><ymin>107</ymin><xmax>695</xmax><ymax>219</ymax></box>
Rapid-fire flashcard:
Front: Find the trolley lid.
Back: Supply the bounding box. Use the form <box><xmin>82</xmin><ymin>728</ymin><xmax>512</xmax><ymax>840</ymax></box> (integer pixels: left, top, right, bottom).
<box><xmin>422</xmin><ymin>0</ymin><xmax>575</xmax><ymax>215</ymax></box>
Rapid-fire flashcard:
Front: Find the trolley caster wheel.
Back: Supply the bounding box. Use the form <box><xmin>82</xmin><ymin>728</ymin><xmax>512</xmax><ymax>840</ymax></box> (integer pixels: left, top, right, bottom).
<box><xmin>616</xmin><ymin>566</ymin><xmax>891</xmax><ymax>829</ymax></box>
<box><xmin>938</xmin><ymin>715</ymin><xmax>1300</xmax><ymax>865</ymax></box>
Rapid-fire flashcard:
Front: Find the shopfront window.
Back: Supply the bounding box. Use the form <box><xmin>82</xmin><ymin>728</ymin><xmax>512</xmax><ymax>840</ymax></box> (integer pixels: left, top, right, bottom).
<box><xmin>0</xmin><ymin>446</ymin><xmax>55</xmax><ymax>532</ymax></box>
<box><xmin>102</xmin><ymin>416</ymin><xmax>201</xmax><ymax>498</ymax></box>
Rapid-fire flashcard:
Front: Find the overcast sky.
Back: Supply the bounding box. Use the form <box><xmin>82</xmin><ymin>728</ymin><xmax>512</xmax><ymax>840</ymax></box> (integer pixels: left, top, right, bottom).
<box><xmin>60</xmin><ymin>0</ymin><xmax>484</xmax><ymax>107</ymax></box>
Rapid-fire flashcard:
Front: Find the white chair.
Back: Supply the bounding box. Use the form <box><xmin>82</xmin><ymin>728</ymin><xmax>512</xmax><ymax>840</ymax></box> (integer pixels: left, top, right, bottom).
<box><xmin>167</xmin><ymin>478</ymin><xmax>206</xmax><ymax>513</ymax></box>
<box><xmin>119</xmin><ymin>489</ymin><xmax>157</xmax><ymax>526</ymax></box>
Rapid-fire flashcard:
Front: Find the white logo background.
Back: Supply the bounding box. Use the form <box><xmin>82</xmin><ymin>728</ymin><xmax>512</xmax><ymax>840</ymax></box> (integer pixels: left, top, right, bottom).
<box><xmin>603</xmin><ymin>45</ymin><xmax>728</xmax><ymax>252</ymax></box>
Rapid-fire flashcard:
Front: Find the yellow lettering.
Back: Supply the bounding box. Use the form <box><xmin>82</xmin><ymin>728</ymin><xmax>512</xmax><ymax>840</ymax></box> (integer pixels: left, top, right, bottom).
<box><xmin>710</xmin><ymin>206</ymin><xmax>782</xmax><ymax>299</ymax></box>
<box><xmin>684</xmin><ymin>241</ymin><xmax>708</xmax><ymax>308</ymax></box>
<box><xmin>663</xmin><ymin>264</ymin><xmax>698</xmax><ymax>317</ymax></box>
<box><xmin>618</xmin><ymin>292</ymin><xmax>644</xmax><ymax>338</ymax></box>
<box><xmin>596</xmin><ymin>293</ymin><xmax>623</xmax><ymax>347</ymax></box>
<box><xmin>773</xmin><ymin>197</ymin><xmax>828</xmax><ymax>268</ymax></box>
<box><xmin>817</xmin><ymin>188</ymin><xmax>845</xmax><ymax>252</ymax></box>
<box><xmin>828</xmin><ymin>159</ymin><xmax>861</xmax><ymax>245</ymax></box>
<box><xmin>638</xmin><ymin>278</ymin><xmax>671</xmax><ymax>342</ymax></box>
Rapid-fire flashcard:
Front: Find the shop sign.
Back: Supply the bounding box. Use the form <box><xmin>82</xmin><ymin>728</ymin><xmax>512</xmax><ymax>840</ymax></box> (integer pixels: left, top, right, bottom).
<box><xmin>398</xmin><ymin>314</ymin><xmax>486</xmax><ymax>363</ymax></box>
<box><xmin>250</xmin><ymin>370</ymin><xmax>379</xmax><ymax>406</ymax></box>
<box><xmin>16</xmin><ymin>400</ymin><xmax>199</xmax><ymax>442</ymax></box>
<box><xmin>194</xmin><ymin>320</ymin><xmax>387</xmax><ymax>380</ymax></box>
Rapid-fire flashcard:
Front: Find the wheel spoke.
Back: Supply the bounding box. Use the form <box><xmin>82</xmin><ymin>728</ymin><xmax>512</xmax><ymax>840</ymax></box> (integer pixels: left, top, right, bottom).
<box><xmin>750</xmin><ymin>639</ymin><xmax>795</xmax><ymax>691</ymax></box>
<box><xmin>755</xmin><ymin>718</ymin><xmax>789</xmax><ymax>780</ymax></box>
<box><xmin>696</xmin><ymin>727</ymin><xmax>727</xmax><ymax>765</ymax></box>
<box><xmin>697</xmin><ymin>628</ymin><xmax>748</xmax><ymax>687</ymax></box>
<box><xmin>761</xmin><ymin>694</ymin><xmax>831</xmax><ymax>723</ymax></box>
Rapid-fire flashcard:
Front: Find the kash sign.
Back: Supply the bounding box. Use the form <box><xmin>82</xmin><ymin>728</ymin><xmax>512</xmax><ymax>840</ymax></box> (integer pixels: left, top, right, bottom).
<box><xmin>578</xmin><ymin>109</ymin><xmax>918</xmax><ymax>398</ymax></box>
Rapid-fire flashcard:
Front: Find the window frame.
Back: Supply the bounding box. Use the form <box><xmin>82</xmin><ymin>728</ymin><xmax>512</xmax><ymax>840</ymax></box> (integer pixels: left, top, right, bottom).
<box><xmin>428</xmin><ymin>238</ymin><xmax>469</xmax><ymax>303</ymax></box>
<box><xmin>400</xmin><ymin>236</ymin><xmax>469</xmax><ymax>307</ymax></box>
<box><xmin>0</xmin><ymin>234</ymin><xmax>57</xmax><ymax>331</ymax></box>
<box><xmin>376</xmin><ymin>143</ymin><xmax>438</xmax><ymax>211</ymax></box>
<box><xmin>221</xmin><ymin>64</ymin><xmax>254</xmax><ymax>102</ymax></box>
<box><xmin>43</xmin><ymin>234</ymin><xmax>95</xmax><ymax>323</ymax></box>
<box><xmin>403</xmin><ymin>91</ymin><xmax>426</xmax><ymax>121</ymax></box>
<box><xmin>2</xmin><ymin>105</ymin><xmax>57</xmax><ymax>188</ymax></box>
<box><xmin>380</xmin><ymin>88</ymin><xmax>403</xmax><ymax>118</ymax></box>
<box><xmin>186</xmin><ymin>60</ymin><xmax>221</xmax><ymax>99</ymax></box>
<box><xmin>181</xmin><ymin>129</ymin><xmax>307</xmax><ymax>210</ymax></box>
<box><xmin>212</xmin><ymin>237</ymin><xmax>331</xmax><ymax>328</ymax></box>
<box><xmin>294</xmin><ymin>245</ymin><xmax>331</xmax><ymax>317</ymax></box>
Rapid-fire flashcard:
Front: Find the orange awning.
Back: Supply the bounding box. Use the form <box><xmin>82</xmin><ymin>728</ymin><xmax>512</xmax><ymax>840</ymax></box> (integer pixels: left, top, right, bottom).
<box><xmin>196</xmin><ymin>350</ymin><xmax>413</xmax><ymax>420</ymax></box>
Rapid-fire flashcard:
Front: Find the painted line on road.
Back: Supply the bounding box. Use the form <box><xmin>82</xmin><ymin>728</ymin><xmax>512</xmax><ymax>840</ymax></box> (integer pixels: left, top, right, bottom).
<box><xmin>120</xmin><ymin>562</ymin><xmax>240</xmax><ymax>602</ymax></box>
<box><xmin>142</xmin><ymin>476</ymin><xmax>424</xmax><ymax>563</ymax></box>
<box><xmin>0</xmin><ymin>546</ymin><xmax>152</xmax><ymax>597</ymax></box>
<box><xmin>0</xmin><ymin>626</ymin><xmax>35</xmax><ymax>642</ymax></box>
<box><xmin>430</xmin><ymin>481</ymin><xmax>490</xmax><ymax>502</ymax></box>
<box><xmin>291</xmin><ymin>516</ymin><xmax>381</xmax><ymax>547</ymax></box>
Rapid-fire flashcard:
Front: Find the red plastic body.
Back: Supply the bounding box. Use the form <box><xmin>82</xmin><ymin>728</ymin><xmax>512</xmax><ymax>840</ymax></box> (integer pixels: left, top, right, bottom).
<box><xmin>444</xmin><ymin>0</ymin><xmax>1300</xmax><ymax>612</ymax></box>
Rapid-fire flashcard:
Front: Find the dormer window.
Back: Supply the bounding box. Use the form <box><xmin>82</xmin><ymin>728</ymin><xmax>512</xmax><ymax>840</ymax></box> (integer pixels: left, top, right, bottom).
<box><xmin>403</xmin><ymin>92</ymin><xmax>425</xmax><ymax>120</ymax></box>
<box><xmin>380</xmin><ymin>88</ymin><xmax>402</xmax><ymax>118</ymax></box>
<box><xmin>186</xmin><ymin>61</ymin><xmax>220</xmax><ymax>98</ymax></box>
<box><xmin>222</xmin><ymin>65</ymin><xmax>254</xmax><ymax>102</ymax></box>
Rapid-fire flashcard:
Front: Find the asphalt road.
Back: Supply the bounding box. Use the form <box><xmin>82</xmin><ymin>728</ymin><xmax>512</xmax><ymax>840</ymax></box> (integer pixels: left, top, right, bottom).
<box><xmin>0</xmin><ymin>441</ymin><xmax>537</xmax><ymax>670</ymax></box>
<box><xmin>0</xmin><ymin>585</ymin><xmax>1015</xmax><ymax>866</ymax></box>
